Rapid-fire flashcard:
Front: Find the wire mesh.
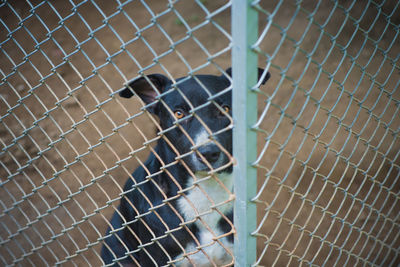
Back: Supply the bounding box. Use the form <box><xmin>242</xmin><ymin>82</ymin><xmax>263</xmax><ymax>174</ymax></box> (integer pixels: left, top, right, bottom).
<box><xmin>1</xmin><ymin>0</ymin><xmax>233</xmax><ymax>266</ymax></box>
<box><xmin>0</xmin><ymin>0</ymin><xmax>399</xmax><ymax>266</ymax></box>
<box><xmin>252</xmin><ymin>0</ymin><xmax>400</xmax><ymax>266</ymax></box>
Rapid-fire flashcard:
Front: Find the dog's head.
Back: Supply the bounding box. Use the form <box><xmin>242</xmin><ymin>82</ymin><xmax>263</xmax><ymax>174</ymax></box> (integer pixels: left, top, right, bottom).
<box><xmin>119</xmin><ymin>68</ymin><xmax>270</xmax><ymax>174</ymax></box>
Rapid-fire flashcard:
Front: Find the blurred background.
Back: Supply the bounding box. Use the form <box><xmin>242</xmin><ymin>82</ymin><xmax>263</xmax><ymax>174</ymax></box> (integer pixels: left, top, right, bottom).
<box><xmin>0</xmin><ymin>0</ymin><xmax>399</xmax><ymax>266</ymax></box>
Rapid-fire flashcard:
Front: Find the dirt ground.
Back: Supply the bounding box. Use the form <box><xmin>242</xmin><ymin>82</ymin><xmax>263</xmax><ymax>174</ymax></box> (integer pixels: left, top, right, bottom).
<box><xmin>0</xmin><ymin>0</ymin><xmax>399</xmax><ymax>266</ymax></box>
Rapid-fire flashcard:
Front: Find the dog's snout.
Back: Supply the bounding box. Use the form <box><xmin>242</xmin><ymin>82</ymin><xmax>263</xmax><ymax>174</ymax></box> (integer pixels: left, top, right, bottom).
<box><xmin>197</xmin><ymin>145</ymin><xmax>221</xmax><ymax>164</ymax></box>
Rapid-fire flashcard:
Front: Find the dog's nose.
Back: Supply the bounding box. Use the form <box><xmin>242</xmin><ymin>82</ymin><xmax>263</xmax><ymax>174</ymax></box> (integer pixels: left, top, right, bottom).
<box><xmin>197</xmin><ymin>145</ymin><xmax>221</xmax><ymax>164</ymax></box>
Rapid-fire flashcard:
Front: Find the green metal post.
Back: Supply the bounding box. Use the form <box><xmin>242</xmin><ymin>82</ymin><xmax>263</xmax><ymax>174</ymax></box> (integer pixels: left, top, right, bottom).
<box><xmin>232</xmin><ymin>0</ymin><xmax>258</xmax><ymax>266</ymax></box>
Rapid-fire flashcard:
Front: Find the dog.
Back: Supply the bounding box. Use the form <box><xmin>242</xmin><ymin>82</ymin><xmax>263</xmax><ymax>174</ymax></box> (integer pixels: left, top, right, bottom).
<box><xmin>101</xmin><ymin>68</ymin><xmax>270</xmax><ymax>266</ymax></box>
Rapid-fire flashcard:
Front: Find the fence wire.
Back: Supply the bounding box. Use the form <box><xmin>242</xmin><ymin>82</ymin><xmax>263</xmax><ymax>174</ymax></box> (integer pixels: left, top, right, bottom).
<box><xmin>0</xmin><ymin>0</ymin><xmax>399</xmax><ymax>266</ymax></box>
<box><xmin>251</xmin><ymin>1</ymin><xmax>400</xmax><ymax>266</ymax></box>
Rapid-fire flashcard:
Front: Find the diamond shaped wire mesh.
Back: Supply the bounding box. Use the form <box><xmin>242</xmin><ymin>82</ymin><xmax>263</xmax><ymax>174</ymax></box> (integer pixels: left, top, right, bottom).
<box><xmin>1</xmin><ymin>1</ymin><xmax>233</xmax><ymax>266</ymax></box>
<box><xmin>252</xmin><ymin>1</ymin><xmax>400</xmax><ymax>266</ymax></box>
<box><xmin>0</xmin><ymin>0</ymin><xmax>399</xmax><ymax>266</ymax></box>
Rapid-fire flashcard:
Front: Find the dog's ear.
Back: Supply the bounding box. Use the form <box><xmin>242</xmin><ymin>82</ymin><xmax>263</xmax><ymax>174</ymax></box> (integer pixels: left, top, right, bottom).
<box><xmin>224</xmin><ymin>67</ymin><xmax>271</xmax><ymax>85</ymax></box>
<box><xmin>119</xmin><ymin>74</ymin><xmax>171</xmax><ymax>113</ymax></box>
<box><xmin>257</xmin><ymin>68</ymin><xmax>271</xmax><ymax>85</ymax></box>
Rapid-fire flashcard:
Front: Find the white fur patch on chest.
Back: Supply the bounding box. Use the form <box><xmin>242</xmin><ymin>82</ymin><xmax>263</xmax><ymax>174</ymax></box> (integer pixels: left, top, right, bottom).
<box><xmin>175</xmin><ymin>172</ymin><xmax>234</xmax><ymax>266</ymax></box>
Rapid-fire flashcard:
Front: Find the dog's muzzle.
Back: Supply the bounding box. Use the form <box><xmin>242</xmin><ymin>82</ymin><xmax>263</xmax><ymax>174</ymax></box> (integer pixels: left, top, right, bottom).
<box><xmin>196</xmin><ymin>144</ymin><xmax>221</xmax><ymax>165</ymax></box>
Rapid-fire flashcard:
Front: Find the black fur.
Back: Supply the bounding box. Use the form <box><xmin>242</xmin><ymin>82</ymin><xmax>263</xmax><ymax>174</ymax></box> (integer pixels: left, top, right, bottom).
<box><xmin>101</xmin><ymin>68</ymin><xmax>270</xmax><ymax>266</ymax></box>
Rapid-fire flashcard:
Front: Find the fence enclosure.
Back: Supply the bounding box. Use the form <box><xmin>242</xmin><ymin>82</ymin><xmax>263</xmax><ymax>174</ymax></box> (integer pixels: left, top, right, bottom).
<box><xmin>1</xmin><ymin>0</ymin><xmax>399</xmax><ymax>266</ymax></box>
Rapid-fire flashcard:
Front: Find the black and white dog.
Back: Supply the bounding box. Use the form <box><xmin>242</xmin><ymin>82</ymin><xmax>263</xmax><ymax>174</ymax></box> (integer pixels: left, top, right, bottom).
<box><xmin>101</xmin><ymin>68</ymin><xmax>270</xmax><ymax>266</ymax></box>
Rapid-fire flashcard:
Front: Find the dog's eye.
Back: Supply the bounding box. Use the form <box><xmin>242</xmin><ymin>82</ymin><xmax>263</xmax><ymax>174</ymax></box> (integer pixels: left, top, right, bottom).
<box><xmin>222</xmin><ymin>105</ymin><xmax>230</xmax><ymax>113</ymax></box>
<box><xmin>174</xmin><ymin>110</ymin><xmax>185</xmax><ymax>119</ymax></box>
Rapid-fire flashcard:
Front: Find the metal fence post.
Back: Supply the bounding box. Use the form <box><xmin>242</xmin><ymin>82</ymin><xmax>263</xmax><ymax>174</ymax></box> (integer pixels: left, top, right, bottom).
<box><xmin>232</xmin><ymin>0</ymin><xmax>258</xmax><ymax>266</ymax></box>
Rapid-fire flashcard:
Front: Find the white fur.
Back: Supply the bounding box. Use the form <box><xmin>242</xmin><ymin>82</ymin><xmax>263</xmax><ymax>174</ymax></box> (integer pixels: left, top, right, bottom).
<box><xmin>175</xmin><ymin>172</ymin><xmax>234</xmax><ymax>266</ymax></box>
<box><xmin>191</xmin><ymin>130</ymin><xmax>211</xmax><ymax>170</ymax></box>
<box><xmin>194</xmin><ymin>129</ymin><xmax>210</xmax><ymax>147</ymax></box>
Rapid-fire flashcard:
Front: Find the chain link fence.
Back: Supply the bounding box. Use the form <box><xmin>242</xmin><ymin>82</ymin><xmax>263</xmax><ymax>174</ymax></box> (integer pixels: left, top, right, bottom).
<box><xmin>250</xmin><ymin>1</ymin><xmax>400</xmax><ymax>266</ymax></box>
<box><xmin>0</xmin><ymin>0</ymin><xmax>399</xmax><ymax>266</ymax></box>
